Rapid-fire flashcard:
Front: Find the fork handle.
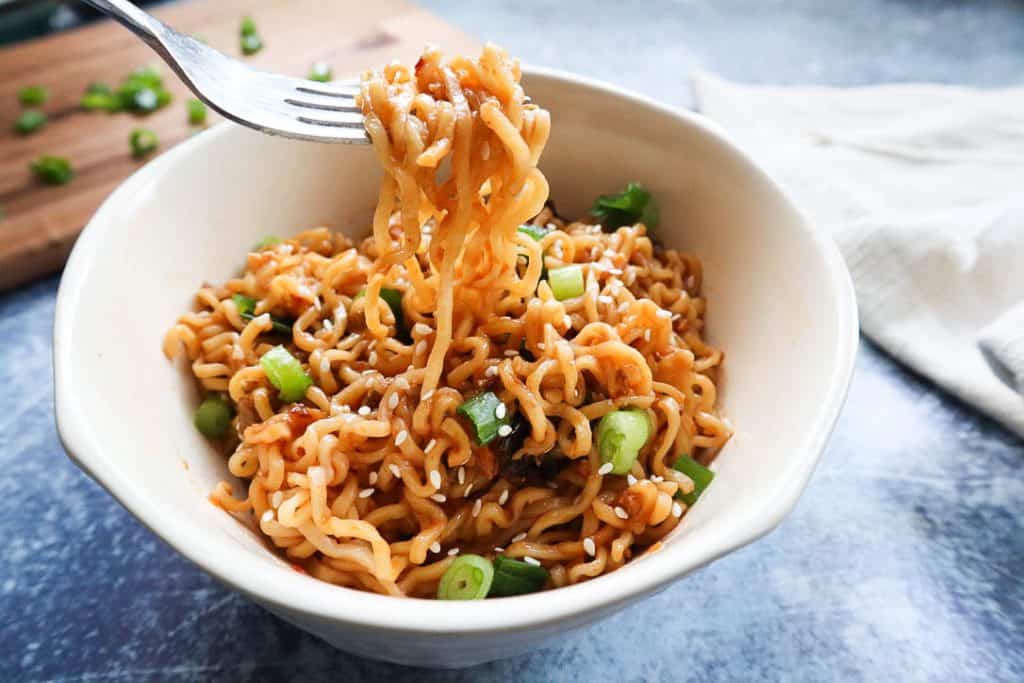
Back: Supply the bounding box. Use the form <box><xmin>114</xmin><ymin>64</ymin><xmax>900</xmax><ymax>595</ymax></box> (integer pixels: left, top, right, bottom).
<box><xmin>79</xmin><ymin>0</ymin><xmax>169</xmax><ymax>52</ymax></box>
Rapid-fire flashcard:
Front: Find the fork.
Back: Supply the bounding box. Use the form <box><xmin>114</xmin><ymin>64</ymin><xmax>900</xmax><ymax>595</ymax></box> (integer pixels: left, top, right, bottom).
<box><xmin>80</xmin><ymin>0</ymin><xmax>369</xmax><ymax>144</ymax></box>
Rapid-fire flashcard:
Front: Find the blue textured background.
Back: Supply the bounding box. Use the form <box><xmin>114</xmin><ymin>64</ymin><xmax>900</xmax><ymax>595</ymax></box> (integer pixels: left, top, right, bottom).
<box><xmin>3</xmin><ymin>1</ymin><xmax>1024</xmax><ymax>680</ymax></box>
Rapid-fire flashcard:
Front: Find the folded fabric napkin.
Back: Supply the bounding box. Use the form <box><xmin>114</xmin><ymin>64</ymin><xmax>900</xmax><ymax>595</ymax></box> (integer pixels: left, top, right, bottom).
<box><xmin>691</xmin><ymin>72</ymin><xmax>1024</xmax><ymax>437</ymax></box>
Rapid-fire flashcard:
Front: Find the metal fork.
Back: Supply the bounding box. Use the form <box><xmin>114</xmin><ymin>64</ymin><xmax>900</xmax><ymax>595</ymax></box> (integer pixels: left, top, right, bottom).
<box><xmin>80</xmin><ymin>0</ymin><xmax>369</xmax><ymax>144</ymax></box>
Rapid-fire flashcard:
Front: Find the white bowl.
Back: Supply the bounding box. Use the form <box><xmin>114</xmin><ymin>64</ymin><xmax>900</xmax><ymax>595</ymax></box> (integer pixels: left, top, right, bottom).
<box><xmin>54</xmin><ymin>67</ymin><xmax>858</xmax><ymax>668</ymax></box>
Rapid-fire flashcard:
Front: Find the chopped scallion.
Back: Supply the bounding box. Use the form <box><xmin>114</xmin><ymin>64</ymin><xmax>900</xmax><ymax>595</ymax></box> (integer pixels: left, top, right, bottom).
<box><xmin>437</xmin><ymin>554</ymin><xmax>493</xmax><ymax>600</ymax></box>
<box><xmin>233</xmin><ymin>294</ymin><xmax>293</xmax><ymax>336</ymax></box>
<box><xmin>547</xmin><ymin>265</ymin><xmax>584</xmax><ymax>301</ymax></box>
<box><xmin>241</xmin><ymin>33</ymin><xmax>263</xmax><ymax>56</ymax></box>
<box><xmin>129</xmin><ymin>128</ymin><xmax>159</xmax><ymax>158</ymax></box>
<box><xmin>488</xmin><ymin>556</ymin><xmax>549</xmax><ymax>597</ymax></box>
<box><xmin>240</xmin><ymin>16</ymin><xmax>258</xmax><ymax>37</ymax></box>
<box><xmin>260</xmin><ymin>345</ymin><xmax>313</xmax><ymax>402</ymax></box>
<box><xmin>596</xmin><ymin>409</ymin><xmax>652</xmax><ymax>474</ymax></box>
<box><xmin>14</xmin><ymin>110</ymin><xmax>46</xmax><ymax>135</ymax></box>
<box><xmin>194</xmin><ymin>395</ymin><xmax>234</xmax><ymax>438</ymax></box>
<box><xmin>457</xmin><ymin>391</ymin><xmax>511</xmax><ymax>446</ymax></box>
<box><xmin>254</xmin><ymin>235</ymin><xmax>281</xmax><ymax>250</ymax></box>
<box><xmin>672</xmin><ymin>455</ymin><xmax>715</xmax><ymax>507</ymax></box>
<box><xmin>30</xmin><ymin>156</ymin><xmax>74</xmax><ymax>185</ymax></box>
<box><xmin>231</xmin><ymin>293</ymin><xmax>257</xmax><ymax>316</ymax></box>
<box><xmin>81</xmin><ymin>91</ymin><xmax>120</xmax><ymax>112</ymax></box>
<box><xmin>517</xmin><ymin>223</ymin><xmax>550</xmax><ymax>241</ymax></box>
<box><xmin>187</xmin><ymin>98</ymin><xmax>207</xmax><ymax>125</ymax></box>
<box><xmin>308</xmin><ymin>62</ymin><xmax>333</xmax><ymax>82</ymax></box>
<box><xmin>18</xmin><ymin>85</ymin><xmax>48</xmax><ymax>106</ymax></box>
<box><xmin>590</xmin><ymin>182</ymin><xmax>660</xmax><ymax>232</ymax></box>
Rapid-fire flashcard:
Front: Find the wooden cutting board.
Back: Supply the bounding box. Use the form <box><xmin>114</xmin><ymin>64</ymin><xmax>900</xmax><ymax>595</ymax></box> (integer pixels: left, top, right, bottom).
<box><xmin>0</xmin><ymin>0</ymin><xmax>476</xmax><ymax>291</ymax></box>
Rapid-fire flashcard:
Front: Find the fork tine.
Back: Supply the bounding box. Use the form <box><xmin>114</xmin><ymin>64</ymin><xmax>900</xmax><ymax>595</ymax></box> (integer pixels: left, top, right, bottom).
<box><xmin>285</xmin><ymin>92</ymin><xmax>360</xmax><ymax>113</ymax></box>
<box><xmin>295</xmin><ymin>83</ymin><xmax>360</xmax><ymax>98</ymax></box>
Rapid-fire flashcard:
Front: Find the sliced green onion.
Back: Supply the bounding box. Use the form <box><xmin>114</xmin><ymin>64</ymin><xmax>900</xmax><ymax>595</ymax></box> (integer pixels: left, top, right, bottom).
<box><xmin>194</xmin><ymin>395</ymin><xmax>234</xmax><ymax>438</ymax></box>
<box><xmin>254</xmin><ymin>235</ymin><xmax>281</xmax><ymax>250</ymax></box>
<box><xmin>187</xmin><ymin>98</ymin><xmax>207</xmax><ymax>125</ymax></box>
<box><xmin>488</xmin><ymin>556</ymin><xmax>549</xmax><ymax>597</ymax></box>
<box><xmin>18</xmin><ymin>85</ymin><xmax>48</xmax><ymax>106</ymax></box>
<box><xmin>240</xmin><ymin>16</ymin><xmax>258</xmax><ymax>37</ymax></box>
<box><xmin>517</xmin><ymin>223</ymin><xmax>550</xmax><ymax>241</ymax></box>
<box><xmin>14</xmin><ymin>110</ymin><xmax>46</xmax><ymax>135</ymax></box>
<box><xmin>260</xmin><ymin>345</ymin><xmax>313</xmax><ymax>402</ymax></box>
<box><xmin>437</xmin><ymin>554</ymin><xmax>494</xmax><ymax>600</ymax></box>
<box><xmin>30</xmin><ymin>156</ymin><xmax>74</xmax><ymax>185</ymax></box>
<box><xmin>115</xmin><ymin>67</ymin><xmax>171</xmax><ymax>114</ymax></box>
<box><xmin>590</xmin><ymin>182</ymin><xmax>660</xmax><ymax>232</ymax></box>
<box><xmin>129</xmin><ymin>128</ymin><xmax>159</xmax><ymax>158</ymax></box>
<box><xmin>672</xmin><ymin>455</ymin><xmax>715</xmax><ymax>507</ymax></box>
<box><xmin>81</xmin><ymin>91</ymin><xmax>120</xmax><ymax>112</ymax></box>
<box><xmin>231</xmin><ymin>293</ymin><xmax>257</xmax><ymax>316</ymax></box>
<box><xmin>457</xmin><ymin>391</ymin><xmax>511</xmax><ymax>446</ymax></box>
<box><xmin>87</xmin><ymin>81</ymin><xmax>112</xmax><ymax>96</ymax></box>
<box><xmin>596</xmin><ymin>409</ymin><xmax>652</xmax><ymax>475</ymax></box>
<box><xmin>547</xmin><ymin>265</ymin><xmax>584</xmax><ymax>301</ymax></box>
<box><xmin>241</xmin><ymin>33</ymin><xmax>263</xmax><ymax>55</ymax></box>
<box><xmin>308</xmin><ymin>62</ymin><xmax>333</xmax><ymax>82</ymax></box>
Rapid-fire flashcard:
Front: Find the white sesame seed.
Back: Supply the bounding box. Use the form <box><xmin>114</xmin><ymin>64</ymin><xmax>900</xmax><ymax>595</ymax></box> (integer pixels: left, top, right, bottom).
<box><xmin>395</xmin><ymin>430</ymin><xmax>408</xmax><ymax>446</ymax></box>
<box><xmin>359</xmin><ymin>488</ymin><xmax>375</xmax><ymax>499</ymax></box>
<box><xmin>644</xmin><ymin>329</ymin><xmax>651</xmax><ymax>342</ymax></box>
<box><xmin>494</xmin><ymin>546</ymin><xmax>505</xmax><ymax>553</ymax></box>
<box><xmin>472</xmin><ymin>498</ymin><xmax>483</xmax><ymax>517</ymax></box>
<box><xmin>413</xmin><ymin>323</ymin><xmax>432</xmax><ymax>337</ymax></box>
<box><xmin>389</xmin><ymin>464</ymin><xmax>402</xmax><ymax>479</ymax></box>
<box><xmin>563</xmin><ymin>315</ymin><xmax>572</xmax><ymax>328</ymax></box>
<box><xmin>598</xmin><ymin>295</ymin><xmax>613</xmax><ymax>304</ymax></box>
<box><xmin>657</xmin><ymin>309</ymin><xmax>672</xmax><ymax>319</ymax></box>
<box><xmin>322</xmin><ymin>319</ymin><xmax>333</xmax><ymax>331</ymax></box>
<box><xmin>358</xmin><ymin>405</ymin><xmax>371</xmax><ymax>416</ymax></box>
<box><xmin>361</xmin><ymin>369</ymin><xmax>376</xmax><ymax>376</ymax></box>
<box><xmin>485</xmin><ymin>366</ymin><xmax>498</xmax><ymax>377</ymax></box>
<box><xmin>388</xmin><ymin>393</ymin><xmax>399</xmax><ymax>410</ymax></box>
<box><xmin>614</xmin><ymin>506</ymin><xmax>629</xmax><ymax>519</ymax></box>
<box><xmin>368</xmin><ymin>352</ymin><xmax>379</xmax><ymax>365</ymax></box>
<box><xmin>672</xmin><ymin>502</ymin><xmax>684</xmax><ymax>518</ymax></box>
<box><xmin>597</xmin><ymin>462</ymin><xmax>613</xmax><ymax>476</ymax></box>
<box><xmin>368</xmin><ymin>471</ymin><xmax>378</xmax><ymax>485</ymax></box>
<box><xmin>627</xmin><ymin>474</ymin><xmax>638</xmax><ymax>486</ymax></box>
<box><xmin>464</xmin><ymin>483</ymin><xmax>474</xmax><ymax>496</ymax></box>
<box><xmin>671</xmin><ymin>313</ymin><xmax>682</xmax><ymax>322</ymax></box>
<box><xmin>504</xmin><ymin>349</ymin><xmax>517</xmax><ymax>357</ymax></box>
<box><xmin>523</xmin><ymin>556</ymin><xmax>541</xmax><ymax>567</ymax></box>
<box><xmin>498</xmin><ymin>489</ymin><xmax>509</xmax><ymax>505</ymax></box>
<box><xmin>497</xmin><ymin>425</ymin><xmax>513</xmax><ymax>437</ymax></box>
<box><xmin>511</xmin><ymin>532</ymin><xmax>527</xmax><ymax>543</ymax></box>
<box><xmin>651</xmin><ymin>475</ymin><xmax>664</xmax><ymax>483</ymax></box>
<box><xmin>430</xmin><ymin>493</ymin><xmax>447</xmax><ymax>503</ymax></box>
<box><xmin>261</xmin><ymin>510</ymin><xmax>274</xmax><ymax>523</ymax></box>
<box><xmin>495</xmin><ymin>403</ymin><xmax>507</xmax><ymax>420</ymax></box>
<box><xmin>608</xmin><ymin>268</ymin><xmax>623</xmax><ymax>276</ymax></box>
<box><xmin>458</xmin><ymin>466</ymin><xmax>466</xmax><ymax>485</ymax></box>
<box><xmin>583</xmin><ymin>537</ymin><xmax>596</xmax><ymax>557</ymax></box>
<box><xmin>425</xmin><ymin>439</ymin><xmax>437</xmax><ymax>452</ymax></box>
<box><xmin>271</xmin><ymin>491</ymin><xmax>283</xmax><ymax>508</ymax></box>
<box><xmin>430</xmin><ymin>541</ymin><xmax>441</xmax><ymax>554</ymax></box>
<box><xmin>422</xmin><ymin>390</ymin><xmax>434</xmax><ymax>400</ymax></box>
<box><xmin>447</xmin><ymin>547</ymin><xmax>460</xmax><ymax>556</ymax></box>
<box><xmin>429</xmin><ymin>470</ymin><xmax>442</xmax><ymax>489</ymax></box>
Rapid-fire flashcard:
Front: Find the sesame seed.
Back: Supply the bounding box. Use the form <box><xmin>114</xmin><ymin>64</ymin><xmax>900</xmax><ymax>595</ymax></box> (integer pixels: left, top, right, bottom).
<box><xmin>608</xmin><ymin>268</ymin><xmax>623</xmax><ymax>276</ymax></box>
<box><xmin>447</xmin><ymin>547</ymin><xmax>460</xmax><ymax>556</ymax></box>
<box><xmin>651</xmin><ymin>475</ymin><xmax>664</xmax><ymax>483</ymax></box>
<box><xmin>430</xmin><ymin>493</ymin><xmax>447</xmax><ymax>503</ymax></box>
<box><xmin>511</xmin><ymin>532</ymin><xmax>527</xmax><ymax>543</ymax></box>
<box><xmin>472</xmin><ymin>499</ymin><xmax>482</xmax><ymax>517</ymax></box>
<box><xmin>644</xmin><ymin>329</ymin><xmax>651</xmax><ymax>342</ymax></box>
<box><xmin>657</xmin><ymin>309</ymin><xmax>672</xmax><ymax>319</ymax></box>
<box><xmin>322</xmin><ymin>319</ymin><xmax>333</xmax><ymax>331</ymax></box>
<box><xmin>494</xmin><ymin>546</ymin><xmax>505</xmax><ymax>553</ymax></box>
<box><xmin>388</xmin><ymin>393</ymin><xmax>399</xmax><ymax>410</ymax></box>
<box><xmin>671</xmin><ymin>313</ymin><xmax>682</xmax><ymax>322</ymax></box>
<box><xmin>672</xmin><ymin>502</ymin><xmax>684</xmax><ymax>518</ymax></box>
<box><xmin>485</xmin><ymin>366</ymin><xmax>498</xmax><ymax>377</ymax></box>
<box><xmin>627</xmin><ymin>474</ymin><xmax>638</xmax><ymax>486</ymax></box>
<box><xmin>598</xmin><ymin>295</ymin><xmax>613</xmax><ymax>304</ymax></box>
<box><xmin>464</xmin><ymin>483</ymin><xmax>474</xmax><ymax>496</ymax></box>
<box><xmin>425</xmin><ymin>439</ymin><xmax>437</xmax><ymax>452</ymax></box>
<box><xmin>563</xmin><ymin>315</ymin><xmax>572</xmax><ymax>328</ymax></box>
<box><xmin>422</xmin><ymin>390</ymin><xmax>434</xmax><ymax>400</ymax></box>
<box><xmin>389</xmin><ymin>464</ymin><xmax>402</xmax><ymax>479</ymax></box>
<box><xmin>498</xmin><ymin>489</ymin><xmax>509</xmax><ymax>505</ymax></box>
<box><xmin>358</xmin><ymin>405</ymin><xmax>371</xmax><ymax>416</ymax></box>
<box><xmin>504</xmin><ymin>349</ymin><xmax>517</xmax><ymax>357</ymax></box>
<box><xmin>458</xmin><ymin>467</ymin><xmax>466</xmax><ymax>485</ymax></box>
<box><xmin>523</xmin><ymin>556</ymin><xmax>541</xmax><ymax>567</ymax></box>
<box><xmin>429</xmin><ymin>470</ymin><xmax>442</xmax><ymax>489</ymax></box>
<box><xmin>261</xmin><ymin>510</ymin><xmax>274</xmax><ymax>523</ymax></box>
<box><xmin>583</xmin><ymin>537</ymin><xmax>596</xmax><ymax>557</ymax></box>
<box><xmin>497</xmin><ymin>424</ymin><xmax>513</xmax><ymax>437</ymax></box>
<box><xmin>359</xmin><ymin>488</ymin><xmax>375</xmax><ymax>498</ymax></box>
<box><xmin>430</xmin><ymin>542</ymin><xmax>441</xmax><ymax>554</ymax></box>
<box><xmin>597</xmin><ymin>462</ymin><xmax>613</xmax><ymax>476</ymax></box>
<box><xmin>368</xmin><ymin>471</ymin><xmax>378</xmax><ymax>485</ymax></box>
<box><xmin>395</xmin><ymin>430</ymin><xmax>408</xmax><ymax>446</ymax></box>
<box><xmin>413</xmin><ymin>323</ymin><xmax>432</xmax><ymax>337</ymax></box>
<box><xmin>614</xmin><ymin>506</ymin><xmax>629</xmax><ymax>519</ymax></box>
<box><xmin>271</xmin><ymin>491</ymin><xmax>283</xmax><ymax>508</ymax></box>
<box><xmin>495</xmin><ymin>404</ymin><xmax>507</xmax><ymax>420</ymax></box>
<box><xmin>368</xmin><ymin>352</ymin><xmax>379</xmax><ymax>365</ymax></box>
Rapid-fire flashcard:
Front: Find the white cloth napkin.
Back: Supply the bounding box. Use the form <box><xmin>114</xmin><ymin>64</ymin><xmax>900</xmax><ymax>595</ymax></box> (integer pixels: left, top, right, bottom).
<box><xmin>691</xmin><ymin>72</ymin><xmax>1024</xmax><ymax>437</ymax></box>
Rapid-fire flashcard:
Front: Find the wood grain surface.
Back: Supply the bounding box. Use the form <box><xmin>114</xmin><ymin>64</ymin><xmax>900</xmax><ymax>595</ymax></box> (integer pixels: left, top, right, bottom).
<box><xmin>0</xmin><ymin>0</ymin><xmax>475</xmax><ymax>290</ymax></box>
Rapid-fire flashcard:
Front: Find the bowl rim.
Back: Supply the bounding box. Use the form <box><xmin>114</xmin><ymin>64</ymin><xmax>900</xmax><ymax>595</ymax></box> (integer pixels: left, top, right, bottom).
<box><xmin>54</xmin><ymin>64</ymin><xmax>859</xmax><ymax>635</ymax></box>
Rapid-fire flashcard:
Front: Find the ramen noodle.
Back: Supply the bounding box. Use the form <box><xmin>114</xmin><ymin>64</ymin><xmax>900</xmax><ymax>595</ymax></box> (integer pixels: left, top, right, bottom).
<box><xmin>165</xmin><ymin>44</ymin><xmax>731</xmax><ymax>599</ymax></box>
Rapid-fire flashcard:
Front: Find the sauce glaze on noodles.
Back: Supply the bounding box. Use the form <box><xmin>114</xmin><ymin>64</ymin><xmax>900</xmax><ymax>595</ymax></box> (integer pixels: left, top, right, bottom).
<box><xmin>164</xmin><ymin>44</ymin><xmax>732</xmax><ymax>598</ymax></box>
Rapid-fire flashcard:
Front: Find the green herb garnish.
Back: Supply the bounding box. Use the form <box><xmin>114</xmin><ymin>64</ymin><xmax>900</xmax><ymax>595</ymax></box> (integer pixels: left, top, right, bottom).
<box><xmin>30</xmin><ymin>156</ymin><xmax>74</xmax><ymax>185</ymax></box>
<box><xmin>547</xmin><ymin>265</ymin><xmax>584</xmax><ymax>301</ymax></box>
<box><xmin>672</xmin><ymin>455</ymin><xmax>715</xmax><ymax>507</ymax></box>
<box><xmin>457</xmin><ymin>392</ymin><xmax>511</xmax><ymax>446</ymax></box>
<box><xmin>488</xmin><ymin>556</ymin><xmax>549</xmax><ymax>597</ymax></box>
<box><xmin>194</xmin><ymin>395</ymin><xmax>235</xmax><ymax>438</ymax></box>
<box><xmin>437</xmin><ymin>554</ymin><xmax>494</xmax><ymax>600</ymax></box>
<box><xmin>187</xmin><ymin>98</ymin><xmax>207</xmax><ymax>125</ymax></box>
<box><xmin>308</xmin><ymin>62</ymin><xmax>333</xmax><ymax>82</ymax></box>
<box><xmin>129</xmin><ymin>129</ymin><xmax>159</xmax><ymax>158</ymax></box>
<box><xmin>596</xmin><ymin>409</ymin><xmax>652</xmax><ymax>475</ymax></box>
<box><xmin>14</xmin><ymin>110</ymin><xmax>47</xmax><ymax>135</ymax></box>
<box><xmin>260</xmin><ymin>346</ymin><xmax>313</xmax><ymax>402</ymax></box>
<box><xmin>18</xmin><ymin>85</ymin><xmax>48</xmax><ymax>106</ymax></box>
<box><xmin>590</xmin><ymin>182</ymin><xmax>659</xmax><ymax>232</ymax></box>
<box><xmin>241</xmin><ymin>33</ymin><xmax>263</xmax><ymax>56</ymax></box>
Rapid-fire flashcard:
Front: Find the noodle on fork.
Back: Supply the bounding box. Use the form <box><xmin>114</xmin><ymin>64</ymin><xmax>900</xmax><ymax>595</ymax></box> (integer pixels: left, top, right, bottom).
<box><xmin>165</xmin><ymin>44</ymin><xmax>731</xmax><ymax>599</ymax></box>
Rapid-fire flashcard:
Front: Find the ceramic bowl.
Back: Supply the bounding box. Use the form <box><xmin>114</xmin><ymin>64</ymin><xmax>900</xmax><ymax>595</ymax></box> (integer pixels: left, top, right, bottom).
<box><xmin>55</xmin><ymin>66</ymin><xmax>858</xmax><ymax>668</ymax></box>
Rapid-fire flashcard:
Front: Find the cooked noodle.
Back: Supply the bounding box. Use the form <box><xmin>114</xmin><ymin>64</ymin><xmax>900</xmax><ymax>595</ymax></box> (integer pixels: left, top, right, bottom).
<box><xmin>165</xmin><ymin>44</ymin><xmax>731</xmax><ymax>598</ymax></box>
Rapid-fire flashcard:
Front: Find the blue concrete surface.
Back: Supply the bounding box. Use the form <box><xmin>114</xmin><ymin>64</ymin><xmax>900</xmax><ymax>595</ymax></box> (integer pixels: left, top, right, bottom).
<box><xmin>3</xmin><ymin>1</ymin><xmax>1023</xmax><ymax>680</ymax></box>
